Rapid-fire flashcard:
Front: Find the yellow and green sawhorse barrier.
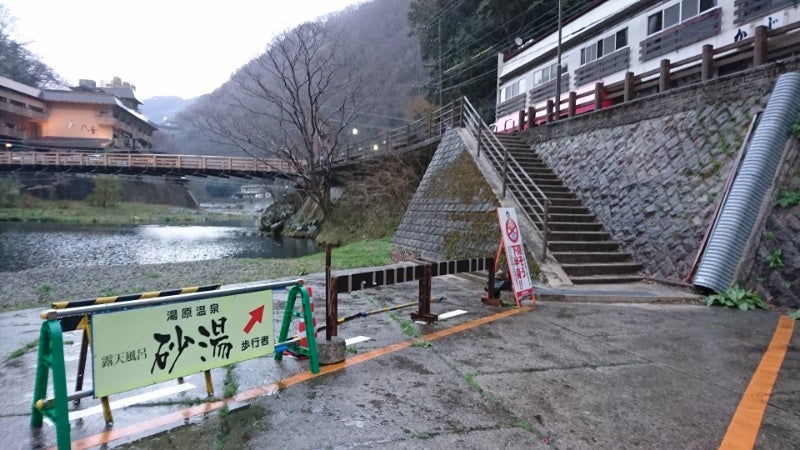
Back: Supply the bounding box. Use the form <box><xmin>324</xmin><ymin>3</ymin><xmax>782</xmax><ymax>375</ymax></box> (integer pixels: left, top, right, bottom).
<box><xmin>30</xmin><ymin>280</ymin><xmax>317</xmax><ymax>450</ymax></box>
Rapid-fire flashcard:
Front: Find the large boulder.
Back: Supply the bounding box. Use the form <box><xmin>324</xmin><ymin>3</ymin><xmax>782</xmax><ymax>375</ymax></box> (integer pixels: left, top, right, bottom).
<box><xmin>259</xmin><ymin>195</ymin><xmax>299</xmax><ymax>234</ymax></box>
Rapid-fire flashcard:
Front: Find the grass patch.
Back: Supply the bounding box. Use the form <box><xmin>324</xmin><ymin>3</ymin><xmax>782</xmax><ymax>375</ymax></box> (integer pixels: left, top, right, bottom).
<box><xmin>389</xmin><ymin>312</ymin><xmax>421</xmax><ymax>338</ymax></box>
<box><xmin>37</xmin><ymin>284</ymin><xmax>53</xmax><ymax>295</ymax></box>
<box><xmin>346</xmin><ymin>345</ymin><xmax>358</xmax><ymax>354</ymax></box>
<box><xmin>222</xmin><ymin>364</ymin><xmax>238</xmax><ymax>398</ymax></box>
<box><xmin>460</xmin><ymin>372</ymin><xmax>481</xmax><ymax>391</ymax></box>
<box><xmin>0</xmin><ymin>200</ymin><xmax>248</xmax><ymax>225</ymax></box>
<box><xmin>6</xmin><ymin>339</ymin><xmax>39</xmax><ymax>360</ymax></box>
<box><xmin>514</xmin><ymin>420</ymin><xmax>533</xmax><ymax>432</ymax></box>
<box><xmin>235</xmin><ymin>238</ymin><xmax>395</xmax><ymax>279</ymax></box>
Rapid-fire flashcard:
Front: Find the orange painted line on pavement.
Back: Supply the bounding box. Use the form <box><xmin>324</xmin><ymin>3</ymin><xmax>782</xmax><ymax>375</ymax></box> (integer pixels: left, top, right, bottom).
<box><xmin>718</xmin><ymin>315</ymin><xmax>795</xmax><ymax>450</ymax></box>
<box><xmin>65</xmin><ymin>305</ymin><xmax>531</xmax><ymax>449</ymax></box>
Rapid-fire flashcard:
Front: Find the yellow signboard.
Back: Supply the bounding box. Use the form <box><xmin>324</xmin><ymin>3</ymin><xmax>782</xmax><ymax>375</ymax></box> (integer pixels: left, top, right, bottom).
<box><xmin>91</xmin><ymin>290</ymin><xmax>273</xmax><ymax>398</ymax></box>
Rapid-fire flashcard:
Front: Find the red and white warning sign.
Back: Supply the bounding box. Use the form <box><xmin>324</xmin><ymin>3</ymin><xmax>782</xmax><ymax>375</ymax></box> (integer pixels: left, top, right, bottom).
<box><xmin>497</xmin><ymin>207</ymin><xmax>534</xmax><ymax>303</ymax></box>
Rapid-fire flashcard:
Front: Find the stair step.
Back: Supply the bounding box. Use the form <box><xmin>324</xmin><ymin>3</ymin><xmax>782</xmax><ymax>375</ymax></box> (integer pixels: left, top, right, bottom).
<box><xmin>552</xmin><ymin>251</ymin><xmax>634</xmax><ymax>264</ymax></box>
<box><xmin>548</xmin><ymin>241</ymin><xmax>622</xmax><ymax>252</ymax></box>
<box><xmin>548</xmin><ymin>205</ymin><xmax>591</xmax><ymax>215</ymax></box>
<box><xmin>568</xmin><ymin>274</ymin><xmax>645</xmax><ymax>284</ymax></box>
<box><xmin>549</xmin><ymin>230</ymin><xmax>612</xmax><ymax>241</ymax></box>
<box><xmin>542</xmin><ymin>222</ymin><xmax>604</xmax><ymax>232</ymax></box>
<box><xmin>561</xmin><ymin>262</ymin><xmax>644</xmax><ymax>277</ymax></box>
<box><xmin>488</xmin><ymin>132</ymin><xmax>644</xmax><ymax>286</ymax></box>
<box><xmin>549</xmin><ymin>213</ymin><xmax>597</xmax><ymax>223</ymax></box>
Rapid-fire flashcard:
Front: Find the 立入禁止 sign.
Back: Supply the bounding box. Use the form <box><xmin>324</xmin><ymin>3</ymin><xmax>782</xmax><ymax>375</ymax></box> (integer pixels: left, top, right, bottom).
<box><xmin>497</xmin><ymin>207</ymin><xmax>534</xmax><ymax>303</ymax></box>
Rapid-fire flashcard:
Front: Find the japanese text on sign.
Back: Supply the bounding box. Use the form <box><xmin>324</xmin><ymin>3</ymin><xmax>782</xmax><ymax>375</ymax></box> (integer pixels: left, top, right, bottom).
<box><xmin>497</xmin><ymin>207</ymin><xmax>534</xmax><ymax>301</ymax></box>
<box><xmin>91</xmin><ymin>290</ymin><xmax>273</xmax><ymax>398</ymax></box>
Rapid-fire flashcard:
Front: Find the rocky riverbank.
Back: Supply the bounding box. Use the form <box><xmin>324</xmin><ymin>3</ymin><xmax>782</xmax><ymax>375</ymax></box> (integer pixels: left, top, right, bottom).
<box><xmin>0</xmin><ymin>258</ymin><xmax>323</xmax><ymax>312</ymax></box>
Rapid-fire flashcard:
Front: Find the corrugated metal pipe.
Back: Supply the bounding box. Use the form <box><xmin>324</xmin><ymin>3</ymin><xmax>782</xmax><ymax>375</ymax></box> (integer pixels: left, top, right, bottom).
<box><xmin>693</xmin><ymin>72</ymin><xmax>800</xmax><ymax>293</ymax></box>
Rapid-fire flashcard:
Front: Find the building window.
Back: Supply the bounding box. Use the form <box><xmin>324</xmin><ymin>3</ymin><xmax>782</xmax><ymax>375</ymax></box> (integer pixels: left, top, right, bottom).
<box><xmin>647</xmin><ymin>0</ymin><xmax>717</xmax><ymax>35</ymax></box>
<box><xmin>681</xmin><ymin>0</ymin><xmax>699</xmax><ymax>20</ymax></box>
<box><xmin>535</xmin><ymin>62</ymin><xmax>569</xmax><ymax>85</ymax></box>
<box><xmin>499</xmin><ymin>79</ymin><xmax>524</xmax><ymax>102</ymax></box>
<box><xmin>580</xmin><ymin>28</ymin><xmax>628</xmax><ymax>65</ymax></box>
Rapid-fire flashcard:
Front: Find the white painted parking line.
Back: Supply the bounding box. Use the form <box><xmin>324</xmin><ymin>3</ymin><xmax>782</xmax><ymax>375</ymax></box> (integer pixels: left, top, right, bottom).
<box><xmin>345</xmin><ymin>336</ymin><xmax>371</xmax><ymax>346</ymax></box>
<box><xmin>438</xmin><ymin>309</ymin><xmax>468</xmax><ymax>320</ymax></box>
<box><xmin>44</xmin><ymin>382</ymin><xmax>197</xmax><ymax>425</ymax></box>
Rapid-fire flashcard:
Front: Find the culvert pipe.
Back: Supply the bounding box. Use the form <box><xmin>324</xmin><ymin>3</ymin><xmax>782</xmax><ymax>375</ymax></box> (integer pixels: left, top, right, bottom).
<box><xmin>693</xmin><ymin>72</ymin><xmax>800</xmax><ymax>293</ymax></box>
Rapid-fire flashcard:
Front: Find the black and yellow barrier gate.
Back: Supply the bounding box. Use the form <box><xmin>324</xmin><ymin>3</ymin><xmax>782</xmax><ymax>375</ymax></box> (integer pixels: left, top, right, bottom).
<box><xmin>31</xmin><ymin>279</ymin><xmax>311</xmax><ymax>450</ymax></box>
<box><xmin>51</xmin><ymin>284</ymin><xmax>222</xmax><ymax>411</ymax></box>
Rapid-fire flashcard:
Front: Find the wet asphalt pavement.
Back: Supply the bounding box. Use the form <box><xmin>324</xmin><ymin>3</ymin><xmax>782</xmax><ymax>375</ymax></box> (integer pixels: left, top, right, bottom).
<box><xmin>0</xmin><ymin>271</ymin><xmax>798</xmax><ymax>449</ymax></box>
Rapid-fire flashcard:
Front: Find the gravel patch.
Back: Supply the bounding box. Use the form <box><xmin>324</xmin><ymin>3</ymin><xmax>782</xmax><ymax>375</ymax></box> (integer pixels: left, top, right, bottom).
<box><xmin>0</xmin><ymin>259</ymin><xmax>323</xmax><ymax>312</ymax></box>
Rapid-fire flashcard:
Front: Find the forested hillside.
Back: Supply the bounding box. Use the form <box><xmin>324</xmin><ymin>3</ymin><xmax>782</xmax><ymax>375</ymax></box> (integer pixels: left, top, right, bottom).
<box><xmin>170</xmin><ymin>0</ymin><xmax>424</xmax><ymax>157</ymax></box>
<box><xmin>408</xmin><ymin>0</ymin><xmax>595</xmax><ymax>120</ymax></box>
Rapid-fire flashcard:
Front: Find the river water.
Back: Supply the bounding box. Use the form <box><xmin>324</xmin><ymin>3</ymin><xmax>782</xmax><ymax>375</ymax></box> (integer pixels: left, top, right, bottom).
<box><xmin>0</xmin><ymin>220</ymin><xmax>320</xmax><ymax>272</ymax></box>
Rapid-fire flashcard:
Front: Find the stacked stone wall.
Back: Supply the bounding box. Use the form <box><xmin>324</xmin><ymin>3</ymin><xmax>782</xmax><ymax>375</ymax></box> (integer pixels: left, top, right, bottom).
<box><xmin>394</xmin><ymin>130</ymin><xmax>499</xmax><ymax>261</ymax></box>
<box><xmin>522</xmin><ymin>59</ymin><xmax>800</xmax><ymax>307</ymax></box>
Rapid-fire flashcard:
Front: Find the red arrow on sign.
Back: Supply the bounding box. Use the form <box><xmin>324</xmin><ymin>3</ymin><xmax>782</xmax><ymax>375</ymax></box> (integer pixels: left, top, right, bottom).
<box><xmin>243</xmin><ymin>305</ymin><xmax>265</xmax><ymax>334</ymax></box>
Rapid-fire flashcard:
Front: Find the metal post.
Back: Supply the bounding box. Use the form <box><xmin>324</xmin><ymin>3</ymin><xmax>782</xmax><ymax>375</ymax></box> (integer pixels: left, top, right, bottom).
<box><xmin>542</xmin><ymin>201</ymin><xmax>549</xmax><ymax>260</ymax></box>
<box><xmin>502</xmin><ymin>142</ymin><xmax>509</xmax><ymax>198</ymax></box>
<box><xmin>517</xmin><ymin>109</ymin><xmax>525</xmax><ymax>132</ymax></box>
<box><xmin>527</xmin><ymin>106</ymin><xmax>535</xmax><ymax>127</ymax></box>
<box><xmin>476</xmin><ymin>125</ymin><xmax>483</xmax><ymax>158</ymax></box>
<box><xmin>546</xmin><ymin>100</ymin><xmax>554</xmax><ymax>123</ymax></box>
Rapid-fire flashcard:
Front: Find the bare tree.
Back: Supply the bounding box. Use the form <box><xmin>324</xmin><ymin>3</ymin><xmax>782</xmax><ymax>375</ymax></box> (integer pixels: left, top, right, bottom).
<box><xmin>195</xmin><ymin>22</ymin><xmax>369</xmax><ymax>218</ymax></box>
<box><xmin>0</xmin><ymin>5</ymin><xmax>62</xmax><ymax>89</ymax></box>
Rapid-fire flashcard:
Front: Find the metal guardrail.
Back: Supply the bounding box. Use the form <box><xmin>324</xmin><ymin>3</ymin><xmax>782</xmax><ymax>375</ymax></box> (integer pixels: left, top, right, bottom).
<box><xmin>462</xmin><ymin>97</ymin><xmax>550</xmax><ymax>259</ymax></box>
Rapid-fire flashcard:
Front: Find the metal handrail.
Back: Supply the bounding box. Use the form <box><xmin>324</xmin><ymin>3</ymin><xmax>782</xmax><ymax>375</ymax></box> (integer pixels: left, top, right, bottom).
<box><xmin>461</xmin><ymin>96</ymin><xmax>550</xmax><ymax>259</ymax></box>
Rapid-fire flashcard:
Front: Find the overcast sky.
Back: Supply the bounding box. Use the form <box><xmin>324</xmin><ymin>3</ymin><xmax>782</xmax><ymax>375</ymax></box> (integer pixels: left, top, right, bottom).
<box><xmin>2</xmin><ymin>0</ymin><xmax>365</xmax><ymax>100</ymax></box>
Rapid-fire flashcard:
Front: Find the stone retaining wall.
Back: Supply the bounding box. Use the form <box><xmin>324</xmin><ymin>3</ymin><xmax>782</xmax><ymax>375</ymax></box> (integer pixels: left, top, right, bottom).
<box><xmin>393</xmin><ymin>129</ymin><xmax>499</xmax><ymax>261</ymax></box>
<box><xmin>523</xmin><ymin>59</ymin><xmax>800</xmax><ymax>307</ymax></box>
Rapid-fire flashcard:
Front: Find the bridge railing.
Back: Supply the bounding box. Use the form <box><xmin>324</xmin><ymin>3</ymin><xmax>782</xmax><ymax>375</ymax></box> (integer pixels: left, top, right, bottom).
<box><xmin>336</xmin><ymin>100</ymin><xmax>464</xmax><ymax>163</ymax></box>
<box><xmin>2</xmin><ymin>100</ymin><xmax>470</xmax><ymax>173</ymax></box>
<box><xmin>0</xmin><ymin>151</ymin><xmax>293</xmax><ymax>175</ymax></box>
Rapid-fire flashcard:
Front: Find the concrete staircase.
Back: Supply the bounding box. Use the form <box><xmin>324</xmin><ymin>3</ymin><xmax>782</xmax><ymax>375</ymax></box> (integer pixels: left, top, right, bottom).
<box><xmin>490</xmin><ymin>133</ymin><xmax>643</xmax><ymax>284</ymax></box>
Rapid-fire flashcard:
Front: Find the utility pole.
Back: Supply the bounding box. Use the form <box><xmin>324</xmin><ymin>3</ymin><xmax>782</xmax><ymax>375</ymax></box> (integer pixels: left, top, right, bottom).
<box><xmin>438</xmin><ymin>17</ymin><xmax>443</xmax><ymax>107</ymax></box>
<box><xmin>554</xmin><ymin>0</ymin><xmax>563</xmax><ymax>120</ymax></box>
